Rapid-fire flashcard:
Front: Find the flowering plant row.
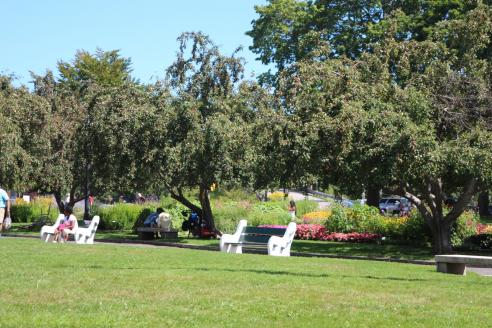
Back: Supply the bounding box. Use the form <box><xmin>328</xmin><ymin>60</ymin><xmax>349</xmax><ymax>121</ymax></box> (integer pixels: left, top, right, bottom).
<box><xmin>302</xmin><ymin>211</ymin><xmax>331</xmax><ymax>223</ymax></box>
<box><xmin>259</xmin><ymin>224</ymin><xmax>381</xmax><ymax>243</ymax></box>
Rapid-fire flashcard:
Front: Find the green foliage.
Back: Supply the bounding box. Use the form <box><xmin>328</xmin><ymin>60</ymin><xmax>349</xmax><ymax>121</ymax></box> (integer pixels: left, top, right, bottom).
<box><xmin>248</xmin><ymin>0</ymin><xmax>481</xmax><ymax>73</ymax></box>
<box><xmin>325</xmin><ymin>206</ymin><xmax>354</xmax><ymax>233</ymax></box>
<box><xmin>57</xmin><ymin>48</ymin><xmax>133</xmax><ymax>88</ymax></box>
<box><xmin>323</xmin><ymin>205</ymin><xmax>429</xmax><ymax>242</ymax></box>
<box><xmin>463</xmin><ymin>233</ymin><xmax>492</xmax><ymax>250</ymax></box>
<box><xmin>94</xmin><ymin>204</ymin><xmax>144</xmax><ymax>230</ymax></box>
<box><xmin>0</xmin><ymin>75</ymin><xmax>51</xmax><ymax>190</ymax></box>
<box><xmin>399</xmin><ymin>211</ymin><xmax>430</xmax><ymax>242</ymax></box>
<box><xmin>214</xmin><ymin>200</ymin><xmax>292</xmax><ymax>231</ymax></box>
<box><xmin>10</xmin><ymin>205</ymin><xmax>33</xmax><ymax>223</ymax></box>
<box><xmin>451</xmin><ymin>211</ymin><xmax>481</xmax><ymax>248</ymax></box>
<box><xmin>213</xmin><ymin>201</ymin><xmax>250</xmax><ymax>233</ymax></box>
<box><xmin>248</xmin><ymin>202</ymin><xmax>291</xmax><ymax>227</ymax></box>
<box><xmin>94</xmin><ymin>200</ymin><xmax>190</xmax><ymax>232</ymax></box>
<box><xmin>269</xmin><ymin>4</ymin><xmax>492</xmax><ymax>253</ymax></box>
<box><xmin>10</xmin><ymin>200</ymin><xmax>57</xmax><ymax>223</ymax></box>
<box><xmin>295</xmin><ymin>199</ymin><xmax>318</xmax><ymax>218</ymax></box>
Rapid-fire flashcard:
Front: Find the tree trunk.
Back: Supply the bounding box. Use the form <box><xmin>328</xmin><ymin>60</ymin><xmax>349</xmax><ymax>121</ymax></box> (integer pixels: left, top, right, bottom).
<box><xmin>478</xmin><ymin>191</ymin><xmax>489</xmax><ymax>216</ymax></box>
<box><xmin>366</xmin><ymin>186</ymin><xmax>380</xmax><ymax>208</ymax></box>
<box><xmin>430</xmin><ymin>219</ymin><xmax>453</xmax><ymax>254</ymax></box>
<box><xmin>53</xmin><ymin>191</ymin><xmax>64</xmax><ymax>213</ymax></box>
<box><xmin>199</xmin><ymin>186</ymin><xmax>215</xmax><ymax>231</ymax></box>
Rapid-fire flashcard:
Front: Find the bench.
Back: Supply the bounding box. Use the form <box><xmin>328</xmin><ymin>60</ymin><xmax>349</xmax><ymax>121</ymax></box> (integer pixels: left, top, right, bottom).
<box><xmin>40</xmin><ymin>215</ymin><xmax>100</xmax><ymax>243</ymax></box>
<box><xmin>220</xmin><ymin>220</ymin><xmax>297</xmax><ymax>256</ymax></box>
<box><xmin>75</xmin><ymin>216</ymin><xmax>100</xmax><ymax>244</ymax></box>
<box><xmin>40</xmin><ymin>214</ymin><xmax>64</xmax><ymax>242</ymax></box>
<box><xmin>136</xmin><ymin>227</ymin><xmax>178</xmax><ymax>240</ymax></box>
<box><xmin>435</xmin><ymin>255</ymin><xmax>492</xmax><ymax>275</ymax></box>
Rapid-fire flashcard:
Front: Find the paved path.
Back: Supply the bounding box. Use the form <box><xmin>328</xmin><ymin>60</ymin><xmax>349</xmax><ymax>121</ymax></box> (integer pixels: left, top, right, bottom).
<box><xmin>274</xmin><ymin>191</ymin><xmax>332</xmax><ymax>209</ymax></box>
<box><xmin>468</xmin><ymin>267</ymin><xmax>492</xmax><ymax>276</ymax></box>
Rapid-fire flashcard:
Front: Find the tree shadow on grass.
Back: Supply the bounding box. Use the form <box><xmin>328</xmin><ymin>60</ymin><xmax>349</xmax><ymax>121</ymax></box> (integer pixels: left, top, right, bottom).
<box><xmin>191</xmin><ymin>267</ymin><xmax>430</xmax><ymax>282</ymax></box>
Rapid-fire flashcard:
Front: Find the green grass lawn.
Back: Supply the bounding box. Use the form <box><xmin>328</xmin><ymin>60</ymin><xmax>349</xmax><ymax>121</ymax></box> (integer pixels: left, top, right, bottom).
<box><xmin>0</xmin><ymin>238</ymin><xmax>491</xmax><ymax>327</ymax></box>
<box><xmin>8</xmin><ymin>226</ymin><xmax>435</xmax><ymax>261</ymax></box>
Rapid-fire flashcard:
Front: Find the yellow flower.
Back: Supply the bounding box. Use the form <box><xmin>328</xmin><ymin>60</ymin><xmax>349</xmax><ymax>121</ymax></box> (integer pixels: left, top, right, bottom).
<box><xmin>268</xmin><ymin>191</ymin><xmax>286</xmax><ymax>201</ymax></box>
<box><xmin>303</xmin><ymin>211</ymin><xmax>332</xmax><ymax>220</ymax></box>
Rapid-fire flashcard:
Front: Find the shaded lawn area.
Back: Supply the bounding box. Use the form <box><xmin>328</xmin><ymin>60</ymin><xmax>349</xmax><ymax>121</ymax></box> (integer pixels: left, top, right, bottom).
<box><xmin>0</xmin><ymin>238</ymin><xmax>491</xmax><ymax>328</ymax></box>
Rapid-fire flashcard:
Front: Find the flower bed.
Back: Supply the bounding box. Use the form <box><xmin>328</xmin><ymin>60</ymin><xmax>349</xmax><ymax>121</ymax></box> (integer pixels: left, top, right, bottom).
<box><xmin>302</xmin><ymin>210</ymin><xmax>331</xmax><ymax>224</ymax></box>
<box><xmin>260</xmin><ymin>224</ymin><xmax>381</xmax><ymax>243</ymax></box>
<box><xmin>321</xmin><ymin>232</ymin><xmax>381</xmax><ymax>243</ymax></box>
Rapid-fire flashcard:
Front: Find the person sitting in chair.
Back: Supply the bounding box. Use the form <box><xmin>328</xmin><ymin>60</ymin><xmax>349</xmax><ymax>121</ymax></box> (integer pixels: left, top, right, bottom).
<box><xmin>53</xmin><ymin>205</ymin><xmax>78</xmax><ymax>243</ymax></box>
<box><xmin>144</xmin><ymin>208</ymin><xmax>164</xmax><ymax>238</ymax></box>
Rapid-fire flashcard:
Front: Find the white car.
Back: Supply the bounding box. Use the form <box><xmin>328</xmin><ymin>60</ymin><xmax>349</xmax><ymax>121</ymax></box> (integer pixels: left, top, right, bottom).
<box><xmin>379</xmin><ymin>197</ymin><xmax>410</xmax><ymax>214</ymax></box>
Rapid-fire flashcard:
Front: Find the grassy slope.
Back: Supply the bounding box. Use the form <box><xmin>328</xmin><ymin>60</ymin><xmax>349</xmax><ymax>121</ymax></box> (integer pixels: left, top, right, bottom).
<box><xmin>0</xmin><ymin>238</ymin><xmax>491</xmax><ymax>327</ymax></box>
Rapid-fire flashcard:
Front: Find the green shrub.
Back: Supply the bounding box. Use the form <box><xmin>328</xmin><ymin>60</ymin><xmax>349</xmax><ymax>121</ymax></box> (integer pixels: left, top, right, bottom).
<box><xmin>10</xmin><ymin>198</ymin><xmax>57</xmax><ymax>223</ymax></box>
<box><xmin>248</xmin><ymin>202</ymin><xmax>291</xmax><ymax>226</ymax></box>
<box><xmin>209</xmin><ymin>189</ymin><xmax>256</xmax><ymax>202</ymax></box>
<box><xmin>94</xmin><ymin>204</ymin><xmax>144</xmax><ymax>230</ymax></box>
<box><xmin>347</xmin><ymin>204</ymin><xmax>383</xmax><ymax>233</ymax></box>
<box><xmin>295</xmin><ymin>200</ymin><xmax>318</xmax><ymax>218</ymax></box>
<box><xmin>400</xmin><ymin>211</ymin><xmax>430</xmax><ymax>242</ymax></box>
<box><xmin>325</xmin><ymin>206</ymin><xmax>354</xmax><ymax>233</ymax></box>
<box><xmin>451</xmin><ymin>211</ymin><xmax>480</xmax><ymax>247</ymax></box>
<box><xmin>322</xmin><ymin>205</ymin><xmax>429</xmax><ymax>242</ymax></box>
<box><xmin>463</xmin><ymin>233</ymin><xmax>492</xmax><ymax>250</ymax></box>
<box><xmin>10</xmin><ymin>205</ymin><xmax>33</xmax><ymax>223</ymax></box>
<box><xmin>213</xmin><ymin>201</ymin><xmax>250</xmax><ymax>233</ymax></box>
<box><xmin>164</xmin><ymin>202</ymin><xmax>192</xmax><ymax>231</ymax></box>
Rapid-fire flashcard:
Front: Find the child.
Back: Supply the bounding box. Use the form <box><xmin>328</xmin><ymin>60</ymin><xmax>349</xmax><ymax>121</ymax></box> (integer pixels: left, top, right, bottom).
<box><xmin>288</xmin><ymin>200</ymin><xmax>296</xmax><ymax>221</ymax></box>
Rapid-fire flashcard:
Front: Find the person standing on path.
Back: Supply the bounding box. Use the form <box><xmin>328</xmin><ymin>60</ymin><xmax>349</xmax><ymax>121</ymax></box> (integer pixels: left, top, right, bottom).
<box><xmin>288</xmin><ymin>200</ymin><xmax>296</xmax><ymax>221</ymax></box>
<box><xmin>0</xmin><ymin>186</ymin><xmax>11</xmax><ymax>236</ymax></box>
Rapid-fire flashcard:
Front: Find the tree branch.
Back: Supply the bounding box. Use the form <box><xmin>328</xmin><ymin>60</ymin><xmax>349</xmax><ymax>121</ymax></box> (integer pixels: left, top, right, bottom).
<box><xmin>401</xmin><ymin>187</ymin><xmax>433</xmax><ymax>227</ymax></box>
<box><xmin>445</xmin><ymin>179</ymin><xmax>477</xmax><ymax>223</ymax></box>
<box><xmin>168</xmin><ymin>187</ymin><xmax>202</xmax><ymax>215</ymax></box>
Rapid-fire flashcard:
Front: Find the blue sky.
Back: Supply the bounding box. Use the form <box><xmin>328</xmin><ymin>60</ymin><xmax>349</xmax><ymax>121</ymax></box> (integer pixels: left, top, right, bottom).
<box><xmin>1</xmin><ymin>0</ymin><xmax>269</xmax><ymax>85</ymax></box>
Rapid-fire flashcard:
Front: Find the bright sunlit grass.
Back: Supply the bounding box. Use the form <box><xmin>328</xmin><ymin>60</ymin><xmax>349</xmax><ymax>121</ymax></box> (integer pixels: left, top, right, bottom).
<box><xmin>0</xmin><ymin>238</ymin><xmax>491</xmax><ymax>327</ymax></box>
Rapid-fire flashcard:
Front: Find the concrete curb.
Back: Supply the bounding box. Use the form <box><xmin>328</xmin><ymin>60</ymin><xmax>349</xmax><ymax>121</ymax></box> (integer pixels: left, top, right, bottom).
<box><xmin>5</xmin><ymin>233</ymin><xmax>435</xmax><ymax>266</ymax></box>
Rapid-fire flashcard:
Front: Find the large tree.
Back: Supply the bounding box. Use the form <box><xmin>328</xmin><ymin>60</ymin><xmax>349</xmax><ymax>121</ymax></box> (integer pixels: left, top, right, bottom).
<box><xmin>248</xmin><ymin>0</ymin><xmax>491</xmax><ymax>206</ymax></box>
<box><xmin>138</xmin><ymin>32</ymin><xmax>256</xmax><ymax>233</ymax></box>
<box><xmin>31</xmin><ymin>49</ymin><xmax>142</xmax><ymax>213</ymax></box>
<box><xmin>277</xmin><ymin>5</ymin><xmax>492</xmax><ymax>253</ymax></box>
<box><xmin>0</xmin><ymin>76</ymin><xmax>50</xmax><ymax>191</ymax></box>
<box><xmin>248</xmin><ymin>0</ymin><xmax>481</xmax><ymax>68</ymax></box>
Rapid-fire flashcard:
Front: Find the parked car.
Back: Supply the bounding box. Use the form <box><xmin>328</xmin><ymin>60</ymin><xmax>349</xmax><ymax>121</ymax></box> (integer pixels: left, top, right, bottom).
<box><xmin>379</xmin><ymin>197</ymin><xmax>410</xmax><ymax>215</ymax></box>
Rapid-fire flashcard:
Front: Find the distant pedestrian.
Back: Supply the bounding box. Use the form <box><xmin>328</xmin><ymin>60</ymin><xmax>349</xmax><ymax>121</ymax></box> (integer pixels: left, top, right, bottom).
<box><xmin>0</xmin><ymin>186</ymin><xmax>10</xmax><ymax>237</ymax></box>
<box><xmin>88</xmin><ymin>194</ymin><xmax>95</xmax><ymax>209</ymax></box>
<box><xmin>288</xmin><ymin>200</ymin><xmax>296</xmax><ymax>221</ymax></box>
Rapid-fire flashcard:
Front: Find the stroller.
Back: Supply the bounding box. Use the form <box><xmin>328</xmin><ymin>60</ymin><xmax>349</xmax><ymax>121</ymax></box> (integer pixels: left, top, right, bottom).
<box><xmin>181</xmin><ymin>211</ymin><xmax>217</xmax><ymax>238</ymax></box>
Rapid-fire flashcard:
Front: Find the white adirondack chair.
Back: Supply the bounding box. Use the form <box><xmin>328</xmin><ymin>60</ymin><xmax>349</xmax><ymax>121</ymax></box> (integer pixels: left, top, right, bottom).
<box><xmin>267</xmin><ymin>222</ymin><xmax>297</xmax><ymax>257</ymax></box>
<box><xmin>75</xmin><ymin>216</ymin><xmax>100</xmax><ymax>244</ymax></box>
<box><xmin>220</xmin><ymin>219</ymin><xmax>247</xmax><ymax>253</ymax></box>
<box><xmin>40</xmin><ymin>214</ymin><xmax>64</xmax><ymax>242</ymax></box>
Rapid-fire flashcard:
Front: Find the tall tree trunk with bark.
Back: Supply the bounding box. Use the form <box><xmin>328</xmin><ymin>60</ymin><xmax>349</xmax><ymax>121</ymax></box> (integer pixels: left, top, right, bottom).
<box><xmin>53</xmin><ymin>191</ymin><xmax>64</xmax><ymax>213</ymax></box>
<box><xmin>403</xmin><ymin>178</ymin><xmax>477</xmax><ymax>254</ymax></box>
<box><xmin>429</xmin><ymin>215</ymin><xmax>453</xmax><ymax>254</ymax></box>
<box><xmin>366</xmin><ymin>186</ymin><xmax>380</xmax><ymax>208</ymax></box>
<box><xmin>169</xmin><ymin>187</ymin><xmax>219</xmax><ymax>235</ymax></box>
<box><xmin>478</xmin><ymin>191</ymin><xmax>489</xmax><ymax>216</ymax></box>
<box><xmin>199</xmin><ymin>186</ymin><xmax>215</xmax><ymax>231</ymax></box>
